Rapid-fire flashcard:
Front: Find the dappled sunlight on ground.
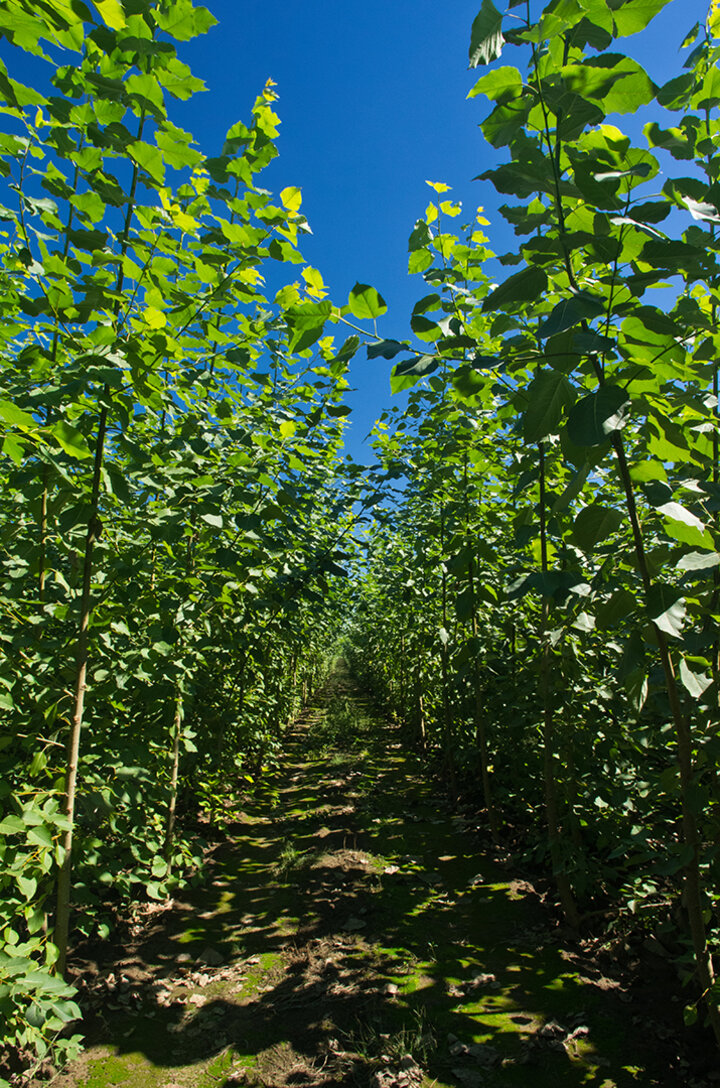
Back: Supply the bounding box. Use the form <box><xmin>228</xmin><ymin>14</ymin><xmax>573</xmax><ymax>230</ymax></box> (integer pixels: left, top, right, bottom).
<box><xmin>53</xmin><ymin>669</ymin><xmax>704</xmax><ymax>1088</ymax></box>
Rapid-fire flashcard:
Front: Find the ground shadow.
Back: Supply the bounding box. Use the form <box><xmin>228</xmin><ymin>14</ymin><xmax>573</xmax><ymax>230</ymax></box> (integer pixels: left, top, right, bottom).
<box><xmin>56</xmin><ymin>673</ymin><xmax>713</xmax><ymax>1088</ymax></box>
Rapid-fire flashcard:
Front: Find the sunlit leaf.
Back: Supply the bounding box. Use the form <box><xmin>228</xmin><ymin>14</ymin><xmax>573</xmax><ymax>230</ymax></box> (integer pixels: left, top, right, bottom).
<box><xmin>469</xmin><ymin>0</ymin><xmax>504</xmax><ymax>67</ymax></box>
<box><xmin>348</xmin><ymin>283</ymin><xmax>387</xmax><ymax>320</ymax></box>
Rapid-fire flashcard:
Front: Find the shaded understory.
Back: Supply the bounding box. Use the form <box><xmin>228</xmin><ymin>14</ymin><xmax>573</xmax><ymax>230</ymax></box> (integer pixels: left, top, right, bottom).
<box><xmin>52</xmin><ymin>670</ymin><xmax>714</xmax><ymax>1088</ymax></box>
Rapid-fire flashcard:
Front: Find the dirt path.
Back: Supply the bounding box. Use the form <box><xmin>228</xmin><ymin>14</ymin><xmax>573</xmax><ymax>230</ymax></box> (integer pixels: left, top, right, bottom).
<box><xmin>52</xmin><ymin>672</ymin><xmax>709</xmax><ymax>1088</ymax></box>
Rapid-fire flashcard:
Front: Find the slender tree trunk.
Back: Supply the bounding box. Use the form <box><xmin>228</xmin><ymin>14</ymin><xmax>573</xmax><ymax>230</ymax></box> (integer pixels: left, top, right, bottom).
<box><xmin>709</xmin><ymin>360</ymin><xmax>720</xmax><ymax>800</ymax></box>
<box><xmin>40</xmin><ymin>144</ymin><xmax>81</xmax><ymax>609</ymax></box>
<box><xmin>472</xmin><ymin>653</ymin><xmax>499</xmax><ymax>842</ymax></box>
<box><xmin>538</xmin><ymin>444</ymin><xmax>579</xmax><ymax>928</ymax></box>
<box><xmin>468</xmin><ymin>568</ymin><xmax>499</xmax><ymax>840</ymax></box>
<box><xmin>713</xmin><ymin>361</ymin><xmax>718</xmax><ymax>685</ymax></box>
<box><xmin>399</xmin><ymin>634</ymin><xmax>406</xmax><ymax>724</ymax></box>
<box><xmin>414</xmin><ymin>671</ymin><xmax>427</xmax><ymax>751</ymax></box>
<box><xmin>290</xmin><ymin>649</ymin><xmax>298</xmax><ymax>719</ymax></box>
<box><xmin>53</xmin><ymin>114</ymin><xmax>146</xmax><ymax>978</ymax></box>
<box><xmin>164</xmin><ymin>691</ymin><xmax>184</xmax><ymax>865</ymax></box>
<box><xmin>461</xmin><ymin>455</ymin><xmax>499</xmax><ymax>837</ymax></box>
<box><xmin>54</xmin><ymin>405</ymin><xmax>108</xmax><ymax>977</ymax></box>
<box><xmin>438</xmin><ymin>502</ymin><xmax>455</xmax><ymax>789</ymax></box>
<box><xmin>562</xmin><ymin>711</ymin><xmax>583</xmax><ymax>851</ymax></box>
<box><xmin>38</xmin><ymin>463</ymin><xmax>48</xmax><ymax>602</ymax></box>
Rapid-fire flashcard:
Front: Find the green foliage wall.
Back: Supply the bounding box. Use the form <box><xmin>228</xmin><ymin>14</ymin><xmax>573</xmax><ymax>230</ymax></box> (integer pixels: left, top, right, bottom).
<box><xmin>5</xmin><ymin>0</ymin><xmax>720</xmax><ymax>1074</ymax></box>
<box><xmin>347</xmin><ymin>0</ymin><xmax>720</xmax><ymax>1045</ymax></box>
<box><xmin>0</xmin><ymin>0</ymin><xmax>367</xmax><ymax>1075</ymax></box>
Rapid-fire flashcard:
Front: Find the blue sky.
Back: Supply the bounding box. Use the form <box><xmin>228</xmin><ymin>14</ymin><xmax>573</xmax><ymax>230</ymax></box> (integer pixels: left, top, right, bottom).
<box><xmin>170</xmin><ymin>0</ymin><xmax>709</xmax><ymax>460</ymax></box>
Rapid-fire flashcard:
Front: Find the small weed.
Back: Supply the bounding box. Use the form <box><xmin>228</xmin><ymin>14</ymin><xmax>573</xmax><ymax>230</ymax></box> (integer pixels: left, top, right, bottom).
<box><xmin>343</xmin><ymin>1007</ymin><xmax>437</xmax><ymax>1068</ymax></box>
<box><xmin>272</xmin><ymin>840</ymin><xmax>314</xmax><ymax>877</ymax></box>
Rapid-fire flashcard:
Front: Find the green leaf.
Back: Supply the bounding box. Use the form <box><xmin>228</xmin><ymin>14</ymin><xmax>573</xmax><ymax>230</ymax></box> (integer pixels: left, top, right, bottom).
<box><xmin>154</xmin><ymin>0</ymin><xmax>218</xmax><ymax>41</ymax></box>
<box><xmin>469</xmin><ymin>0</ymin><xmax>504</xmax><ymax>67</ymax></box>
<box><xmin>573</xmin><ymin>503</ymin><xmax>624</xmax><ymax>551</ymax></box>
<box><xmin>408</xmin><ymin>219</ymin><xmax>432</xmax><ymax>250</ymax></box>
<box><xmin>367</xmin><ymin>340</ymin><xmax>409</xmax><ymax>360</ymax></box>
<box><xmin>27</xmin><ymin>825</ymin><xmax>54</xmax><ymax>848</ymax></box>
<box><xmin>348</xmin><ymin>283</ymin><xmax>387</xmax><ymax>320</ymax></box>
<box><xmin>17</xmin><ymin>874</ymin><xmax>37</xmax><ymax>900</ymax></box>
<box><xmin>572</xmin><ymin>161</ymin><xmax>623</xmax><ymax>210</ymax></box>
<box><xmin>0</xmin><ymin>687</ymin><xmax>15</xmax><ymax>708</ymax></box>
<box><xmin>201</xmin><ymin>513</ymin><xmax>223</xmax><ymax>530</ymax></box>
<box><xmin>676</xmin><ymin>551</ymin><xmax>720</xmax><ymax>573</ymax></box>
<box><xmin>610</xmin><ymin>0</ymin><xmax>673</xmax><ymax>36</ymax></box>
<box><xmin>563</xmin><ymin>55</ymin><xmax>655</xmax><ymax>114</ymax></box>
<box><xmin>596</xmin><ymin>588</ymin><xmax>638</xmax><ymax>629</ymax></box>
<box><xmin>644</xmin><ymin>122</ymin><xmax>694</xmax><ymax>160</ymax></box>
<box><xmin>26</xmin><ymin>905</ymin><xmax>45</xmax><ymax>934</ymax></box>
<box><xmin>567</xmin><ymin>386</ymin><xmax>630</xmax><ymax>446</ymax></box>
<box><xmin>481</xmin><ymin>97</ymin><xmax>532</xmax><ymax>148</ymax></box>
<box><xmin>128</xmin><ymin>140</ymin><xmax>165</xmax><ymax>184</ymax></box>
<box><xmin>628</xmin><ymin>198</ymin><xmax>671</xmax><ymax>224</ymax></box>
<box><xmin>49</xmin><ymin>420</ymin><xmax>92</xmax><ymax>460</ymax></box>
<box><xmin>408</xmin><ymin>249</ymin><xmax>433</xmax><ymax>274</ymax></box>
<box><xmin>624</xmin><ymin>667</ymin><xmax>648</xmax><ymax>712</ymax></box>
<box><xmin>285</xmin><ymin>301</ymin><xmax>332</xmax><ymax>353</ymax></box>
<box><xmin>94</xmin><ymin>0</ymin><xmax>126</xmax><ymax>29</ymax></box>
<box><xmin>648</xmin><ymin>585</ymin><xmax>686</xmax><ymax>639</ymax></box>
<box><xmin>71</xmin><ymin>189</ymin><xmax>106</xmax><ymax>224</ymax></box>
<box><xmin>656</xmin><ymin>73</ymin><xmax>695</xmax><ymax>109</ymax></box>
<box><xmin>144</xmin><ymin>306</ymin><xmax>167</xmax><ymax>329</ymax></box>
<box><xmin>390</xmin><ymin>355</ymin><xmax>438</xmax><ymax>393</ymax></box>
<box><xmin>640</xmin><ymin>237</ymin><xmax>705</xmax><ymax>272</ymax></box>
<box><xmin>126</xmin><ymin>72</ymin><xmax>164</xmax><ymax>111</ymax></box>
<box><xmin>481</xmin><ymin>265</ymin><xmax>547</xmax><ymax>312</ymax></box>
<box><xmin>0</xmin><ymin>398</ymin><xmax>36</xmax><ymax>429</ymax></box>
<box><xmin>537</xmin><ymin>291</ymin><xmax>605</xmax><ymax>338</ymax></box>
<box><xmin>679</xmin><ymin>658</ymin><xmax>712</xmax><ymax>700</ymax></box>
<box><xmin>468</xmin><ymin>66</ymin><xmax>522</xmax><ymax>102</ymax></box>
<box><xmin>571</xmin><ymin>330</ymin><xmax>616</xmax><ymax>354</ymax></box>
<box><xmin>522</xmin><ymin>370</ymin><xmax>575</xmax><ymax>442</ymax></box>
<box><xmin>551</xmin><ymin>462</ymin><xmax>590</xmax><ymax>511</ymax></box>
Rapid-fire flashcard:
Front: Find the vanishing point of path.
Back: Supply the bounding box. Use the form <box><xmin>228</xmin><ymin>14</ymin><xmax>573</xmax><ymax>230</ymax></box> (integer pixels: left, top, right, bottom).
<box><xmin>53</xmin><ymin>669</ymin><xmax>706</xmax><ymax>1088</ymax></box>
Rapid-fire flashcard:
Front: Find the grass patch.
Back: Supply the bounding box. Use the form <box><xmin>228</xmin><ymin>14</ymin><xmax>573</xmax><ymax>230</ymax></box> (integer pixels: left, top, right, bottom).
<box><xmin>271</xmin><ymin>840</ymin><xmax>317</xmax><ymax>877</ymax></box>
<box><xmin>343</xmin><ymin>1007</ymin><xmax>438</xmax><ymax>1068</ymax></box>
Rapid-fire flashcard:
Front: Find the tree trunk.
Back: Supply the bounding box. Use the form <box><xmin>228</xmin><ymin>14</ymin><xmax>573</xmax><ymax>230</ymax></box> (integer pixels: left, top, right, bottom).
<box><xmin>539</xmin><ymin>443</ymin><xmax>579</xmax><ymax>929</ymax></box>
<box><xmin>54</xmin><ymin>405</ymin><xmax>108</xmax><ymax>977</ymax></box>
<box><xmin>164</xmin><ymin>691</ymin><xmax>184</xmax><ymax>865</ymax></box>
